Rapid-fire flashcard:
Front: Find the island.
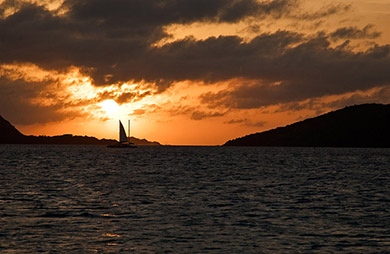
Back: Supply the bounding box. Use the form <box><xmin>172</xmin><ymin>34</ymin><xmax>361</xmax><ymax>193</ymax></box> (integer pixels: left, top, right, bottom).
<box><xmin>0</xmin><ymin>116</ymin><xmax>160</xmax><ymax>146</ymax></box>
<box><xmin>223</xmin><ymin>103</ymin><xmax>390</xmax><ymax>147</ymax></box>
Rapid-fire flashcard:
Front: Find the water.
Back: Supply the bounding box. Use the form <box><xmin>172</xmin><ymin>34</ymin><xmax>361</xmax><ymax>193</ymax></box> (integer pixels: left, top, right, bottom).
<box><xmin>0</xmin><ymin>145</ymin><xmax>390</xmax><ymax>253</ymax></box>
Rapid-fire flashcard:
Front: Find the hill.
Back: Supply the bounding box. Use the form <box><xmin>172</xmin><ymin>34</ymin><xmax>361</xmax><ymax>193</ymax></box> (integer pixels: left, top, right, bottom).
<box><xmin>0</xmin><ymin>116</ymin><xmax>161</xmax><ymax>146</ymax></box>
<box><xmin>223</xmin><ymin>104</ymin><xmax>390</xmax><ymax>147</ymax></box>
<box><xmin>129</xmin><ymin>137</ymin><xmax>160</xmax><ymax>146</ymax></box>
<box><xmin>0</xmin><ymin>115</ymin><xmax>24</xmax><ymax>140</ymax></box>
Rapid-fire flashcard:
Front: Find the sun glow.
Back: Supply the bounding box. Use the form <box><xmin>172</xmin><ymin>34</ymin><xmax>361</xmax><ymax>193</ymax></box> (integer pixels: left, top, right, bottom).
<box><xmin>99</xmin><ymin>99</ymin><xmax>120</xmax><ymax>115</ymax></box>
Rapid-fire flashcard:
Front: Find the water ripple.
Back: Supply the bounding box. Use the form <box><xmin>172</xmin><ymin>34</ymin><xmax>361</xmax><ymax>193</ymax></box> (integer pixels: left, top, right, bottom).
<box><xmin>0</xmin><ymin>145</ymin><xmax>389</xmax><ymax>253</ymax></box>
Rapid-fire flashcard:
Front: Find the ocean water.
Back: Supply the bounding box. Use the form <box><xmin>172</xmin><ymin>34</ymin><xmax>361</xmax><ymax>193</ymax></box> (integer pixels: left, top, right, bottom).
<box><xmin>0</xmin><ymin>145</ymin><xmax>390</xmax><ymax>253</ymax></box>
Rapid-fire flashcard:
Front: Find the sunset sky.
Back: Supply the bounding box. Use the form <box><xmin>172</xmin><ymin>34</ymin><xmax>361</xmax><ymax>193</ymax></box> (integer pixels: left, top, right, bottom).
<box><xmin>1</xmin><ymin>0</ymin><xmax>390</xmax><ymax>145</ymax></box>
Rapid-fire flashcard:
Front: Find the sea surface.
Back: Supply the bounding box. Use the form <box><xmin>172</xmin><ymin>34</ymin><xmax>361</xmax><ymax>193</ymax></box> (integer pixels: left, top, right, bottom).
<box><xmin>0</xmin><ymin>145</ymin><xmax>390</xmax><ymax>253</ymax></box>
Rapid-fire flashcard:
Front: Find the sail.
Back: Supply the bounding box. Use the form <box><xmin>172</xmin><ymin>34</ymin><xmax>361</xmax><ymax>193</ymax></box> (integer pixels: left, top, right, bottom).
<box><xmin>119</xmin><ymin>120</ymin><xmax>127</xmax><ymax>143</ymax></box>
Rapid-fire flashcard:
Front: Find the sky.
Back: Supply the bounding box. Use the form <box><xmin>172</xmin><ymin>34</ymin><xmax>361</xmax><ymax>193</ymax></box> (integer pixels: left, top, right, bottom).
<box><xmin>1</xmin><ymin>0</ymin><xmax>390</xmax><ymax>145</ymax></box>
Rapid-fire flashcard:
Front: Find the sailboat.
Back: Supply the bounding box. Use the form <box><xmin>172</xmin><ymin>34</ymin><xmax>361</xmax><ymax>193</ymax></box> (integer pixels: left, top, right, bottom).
<box><xmin>107</xmin><ymin>120</ymin><xmax>137</xmax><ymax>148</ymax></box>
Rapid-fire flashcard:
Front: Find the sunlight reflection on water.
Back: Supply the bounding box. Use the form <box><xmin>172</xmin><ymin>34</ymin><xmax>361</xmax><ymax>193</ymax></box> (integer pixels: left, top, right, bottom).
<box><xmin>0</xmin><ymin>145</ymin><xmax>390</xmax><ymax>253</ymax></box>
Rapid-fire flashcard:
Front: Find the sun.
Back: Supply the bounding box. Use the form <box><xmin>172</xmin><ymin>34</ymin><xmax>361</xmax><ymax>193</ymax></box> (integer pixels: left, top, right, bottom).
<box><xmin>99</xmin><ymin>99</ymin><xmax>120</xmax><ymax>115</ymax></box>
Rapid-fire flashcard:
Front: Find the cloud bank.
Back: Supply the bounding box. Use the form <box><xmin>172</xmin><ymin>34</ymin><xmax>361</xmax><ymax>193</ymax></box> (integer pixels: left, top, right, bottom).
<box><xmin>1</xmin><ymin>0</ymin><xmax>390</xmax><ymax>125</ymax></box>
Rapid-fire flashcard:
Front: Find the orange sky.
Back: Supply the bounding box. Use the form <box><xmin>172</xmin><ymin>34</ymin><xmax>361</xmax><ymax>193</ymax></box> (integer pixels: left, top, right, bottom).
<box><xmin>1</xmin><ymin>0</ymin><xmax>390</xmax><ymax>145</ymax></box>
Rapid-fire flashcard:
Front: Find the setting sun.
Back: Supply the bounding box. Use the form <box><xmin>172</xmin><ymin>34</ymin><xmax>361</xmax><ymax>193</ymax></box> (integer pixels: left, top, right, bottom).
<box><xmin>99</xmin><ymin>100</ymin><xmax>120</xmax><ymax>115</ymax></box>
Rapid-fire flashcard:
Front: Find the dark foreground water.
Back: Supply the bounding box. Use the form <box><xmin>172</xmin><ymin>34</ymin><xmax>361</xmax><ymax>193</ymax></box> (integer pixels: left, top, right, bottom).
<box><xmin>0</xmin><ymin>145</ymin><xmax>390</xmax><ymax>253</ymax></box>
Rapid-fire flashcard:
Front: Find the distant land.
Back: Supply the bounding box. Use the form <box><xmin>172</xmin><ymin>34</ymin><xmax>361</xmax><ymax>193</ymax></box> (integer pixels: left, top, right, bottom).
<box><xmin>224</xmin><ymin>104</ymin><xmax>390</xmax><ymax>147</ymax></box>
<box><xmin>0</xmin><ymin>116</ymin><xmax>161</xmax><ymax>146</ymax></box>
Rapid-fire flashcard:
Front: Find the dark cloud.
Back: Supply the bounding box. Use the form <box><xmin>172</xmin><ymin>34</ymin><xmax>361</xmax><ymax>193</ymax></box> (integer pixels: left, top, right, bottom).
<box><xmin>63</xmin><ymin>0</ymin><xmax>296</xmax><ymax>26</ymax></box>
<box><xmin>0</xmin><ymin>76</ymin><xmax>84</xmax><ymax>124</ymax></box>
<box><xmin>248</xmin><ymin>120</ymin><xmax>267</xmax><ymax>127</ymax></box>
<box><xmin>272</xmin><ymin>85</ymin><xmax>390</xmax><ymax>118</ymax></box>
<box><xmin>291</xmin><ymin>3</ymin><xmax>351</xmax><ymax>20</ymax></box>
<box><xmin>225</xmin><ymin>119</ymin><xmax>247</xmax><ymax>124</ymax></box>
<box><xmin>0</xmin><ymin>0</ymin><xmax>299</xmax><ymax>86</ymax></box>
<box><xmin>330</xmin><ymin>25</ymin><xmax>381</xmax><ymax>40</ymax></box>
<box><xmin>224</xmin><ymin>118</ymin><xmax>266</xmax><ymax>127</ymax></box>
<box><xmin>1</xmin><ymin>0</ymin><xmax>390</xmax><ymax>122</ymax></box>
<box><xmin>166</xmin><ymin>104</ymin><xmax>226</xmax><ymax>120</ymax></box>
<box><xmin>317</xmin><ymin>86</ymin><xmax>390</xmax><ymax>110</ymax></box>
<box><xmin>0</xmin><ymin>0</ymin><xmax>26</xmax><ymax>18</ymax></box>
<box><xmin>147</xmin><ymin>31</ymin><xmax>303</xmax><ymax>83</ymax></box>
<box><xmin>97</xmin><ymin>89</ymin><xmax>153</xmax><ymax>105</ymax></box>
<box><xmin>198</xmin><ymin>33</ymin><xmax>390</xmax><ymax>109</ymax></box>
<box><xmin>191</xmin><ymin>110</ymin><xmax>225</xmax><ymax>120</ymax></box>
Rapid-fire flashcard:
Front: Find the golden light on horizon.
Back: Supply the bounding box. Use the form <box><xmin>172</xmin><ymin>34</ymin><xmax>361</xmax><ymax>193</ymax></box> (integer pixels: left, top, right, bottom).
<box><xmin>2</xmin><ymin>0</ymin><xmax>390</xmax><ymax>145</ymax></box>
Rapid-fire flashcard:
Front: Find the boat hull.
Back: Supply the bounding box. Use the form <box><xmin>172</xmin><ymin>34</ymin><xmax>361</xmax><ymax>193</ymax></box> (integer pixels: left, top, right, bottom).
<box><xmin>107</xmin><ymin>143</ymin><xmax>137</xmax><ymax>148</ymax></box>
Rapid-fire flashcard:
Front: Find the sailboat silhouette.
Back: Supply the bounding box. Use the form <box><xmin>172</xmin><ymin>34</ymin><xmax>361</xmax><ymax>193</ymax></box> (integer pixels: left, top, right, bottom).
<box><xmin>107</xmin><ymin>120</ymin><xmax>137</xmax><ymax>148</ymax></box>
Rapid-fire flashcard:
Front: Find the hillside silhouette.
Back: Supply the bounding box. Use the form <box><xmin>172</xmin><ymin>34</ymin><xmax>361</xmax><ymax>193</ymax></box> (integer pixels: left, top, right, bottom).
<box><xmin>0</xmin><ymin>115</ymin><xmax>24</xmax><ymax>140</ymax></box>
<box><xmin>0</xmin><ymin>116</ymin><xmax>160</xmax><ymax>146</ymax></box>
<box><xmin>224</xmin><ymin>104</ymin><xmax>390</xmax><ymax>147</ymax></box>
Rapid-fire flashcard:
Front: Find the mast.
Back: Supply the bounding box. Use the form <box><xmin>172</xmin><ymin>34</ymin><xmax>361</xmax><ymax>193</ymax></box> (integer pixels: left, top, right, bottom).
<box><xmin>128</xmin><ymin>120</ymin><xmax>130</xmax><ymax>141</ymax></box>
